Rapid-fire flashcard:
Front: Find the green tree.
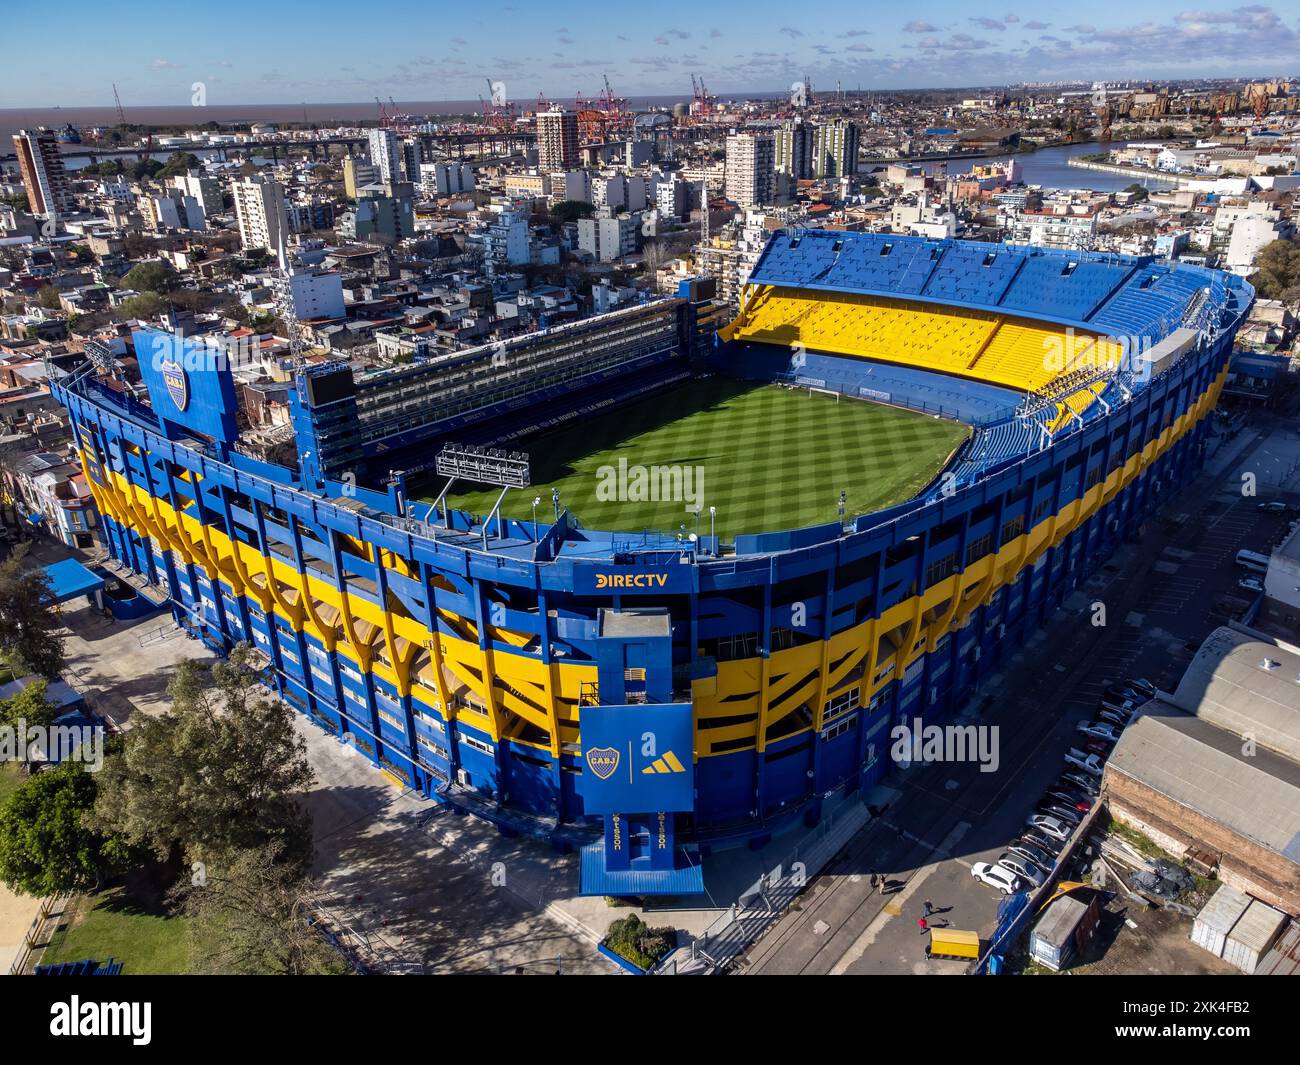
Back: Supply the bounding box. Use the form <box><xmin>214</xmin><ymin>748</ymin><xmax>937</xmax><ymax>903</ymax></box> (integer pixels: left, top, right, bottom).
<box><xmin>121</xmin><ymin>260</ymin><xmax>177</xmax><ymax>295</ymax></box>
<box><xmin>156</xmin><ymin>152</ymin><xmax>201</xmax><ymax>179</ymax></box>
<box><xmin>1123</xmin><ymin>183</ymin><xmax>1150</xmax><ymax>202</ymax></box>
<box><xmin>0</xmin><ymin>679</ymin><xmax>56</xmax><ymax>732</ymax></box>
<box><xmin>0</xmin><ymin>762</ymin><xmax>123</xmax><ymax>896</ymax></box>
<box><xmin>551</xmin><ymin>200</ymin><xmax>594</xmax><ymax>224</ymax></box>
<box><xmin>113</xmin><ymin>292</ymin><xmax>165</xmax><ymax>321</ymax></box>
<box><xmin>1248</xmin><ymin>238</ymin><xmax>1300</xmax><ymax>302</ymax></box>
<box><xmin>173</xmin><ymin>841</ymin><xmax>345</xmax><ymax>975</ymax></box>
<box><xmin>0</xmin><ymin>546</ymin><xmax>67</xmax><ymax>680</ymax></box>
<box><xmin>35</xmin><ymin>285</ymin><xmax>63</xmax><ymax>311</ymax></box>
<box><xmin>92</xmin><ymin>644</ymin><xmax>315</xmax><ymax>867</ymax></box>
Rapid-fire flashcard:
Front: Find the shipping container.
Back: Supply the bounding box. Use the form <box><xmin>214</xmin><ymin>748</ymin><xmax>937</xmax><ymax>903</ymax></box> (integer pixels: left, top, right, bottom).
<box><xmin>1191</xmin><ymin>884</ymin><xmax>1251</xmax><ymax>959</ymax></box>
<box><xmin>1222</xmin><ymin>899</ymin><xmax>1287</xmax><ymax>974</ymax></box>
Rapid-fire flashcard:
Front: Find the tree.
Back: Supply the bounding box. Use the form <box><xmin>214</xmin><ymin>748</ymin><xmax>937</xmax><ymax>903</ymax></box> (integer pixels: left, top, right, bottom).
<box><xmin>551</xmin><ymin>200</ymin><xmax>594</xmax><ymax>224</ymax></box>
<box><xmin>1123</xmin><ymin>183</ymin><xmax>1150</xmax><ymax>202</ymax></box>
<box><xmin>0</xmin><ymin>679</ymin><xmax>56</xmax><ymax>732</ymax></box>
<box><xmin>0</xmin><ymin>546</ymin><xmax>67</xmax><ymax>680</ymax></box>
<box><xmin>172</xmin><ymin>840</ymin><xmax>345</xmax><ymax>975</ymax></box>
<box><xmin>0</xmin><ymin>762</ymin><xmax>124</xmax><ymax>896</ymax></box>
<box><xmin>113</xmin><ymin>292</ymin><xmax>164</xmax><ymax>322</ymax></box>
<box><xmin>121</xmin><ymin>260</ymin><xmax>177</xmax><ymax>295</ymax></box>
<box><xmin>92</xmin><ymin>644</ymin><xmax>315</xmax><ymax>866</ymax></box>
<box><xmin>156</xmin><ymin>152</ymin><xmax>201</xmax><ymax>179</ymax></box>
<box><xmin>35</xmin><ymin>285</ymin><xmax>62</xmax><ymax>310</ymax></box>
<box><xmin>1248</xmin><ymin>238</ymin><xmax>1300</xmax><ymax>302</ymax></box>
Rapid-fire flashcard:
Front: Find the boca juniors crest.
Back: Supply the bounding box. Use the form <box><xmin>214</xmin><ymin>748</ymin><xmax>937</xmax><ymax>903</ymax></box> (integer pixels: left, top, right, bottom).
<box><xmin>160</xmin><ymin>358</ymin><xmax>189</xmax><ymax>412</ymax></box>
<box><xmin>585</xmin><ymin>746</ymin><xmax>621</xmax><ymax>780</ymax></box>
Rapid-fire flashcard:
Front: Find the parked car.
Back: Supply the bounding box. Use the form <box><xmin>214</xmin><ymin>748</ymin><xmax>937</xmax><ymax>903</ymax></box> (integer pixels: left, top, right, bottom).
<box><xmin>1008</xmin><ymin>839</ymin><xmax>1057</xmax><ymax>871</ymax></box>
<box><xmin>1026</xmin><ymin>813</ymin><xmax>1073</xmax><ymax>842</ymax></box>
<box><xmin>1258</xmin><ymin>501</ymin><xmax>1287</xmax><ymax>512</ymax></box>
<box><xmin>1036</xmin><ymin>800</ymin><xmax>1085</xmax><ymax>825</ymax></box>
<box><xmin>1058</xmin><ymin>770</ymin><xmax>1099</xmax><ymax>795</ymax></box>
<box><xmin>1017</xmin><ymin>830</ymin><xmax>1065</xmax><ymax>858</ymax></box>
<box><xmin>1064</xmin><ymin>748</ymin><xmax>1105</xmax><ymax>776</ymax></box>
<box><xmin>1099</xmin><ymin>709</ymin><xmax>1132</xmax><ymax>729</ymax></box>
<box><xmin>1103</xmin><ymin>686</ymin><xmax>1144</xmax><ymax>706</ymax></box>
<box><xmin>1045</xmin><ymin>787</ymin><xmax>1092</xmax><ymax>812</ymax></box>
<box><xmin>1100</xmin><ymin>697</ymin><xmax>1137</xmax><ymax>716</ymax></box>
<box><xmin>1239</xmin><ymin>577</ymin><xmax>1264</xmax><ymax>593</ymax></box>
<box><xmin>995</xmin><ymin>854</ymin><xmax>1046</xmax><ymax>888</ymax></box>
<box><xmin>1078</xmin><ymin>721</ymin><xmax>1123</xmax><ymax>742</ymax></box>
<box><xmin>1080</xmin><ymin>736</ymin><xmax>1113</xmax><ymax>757</ymax></box>
<box><xmin>971</xmin><ymin>862</ymin><xmax>1024</xmax><ymax>895</ymax></box>
<box><xmin>1125</xmin><ymin>678</ymin><xmax>1157</xmax><ymax>698</ymax></box>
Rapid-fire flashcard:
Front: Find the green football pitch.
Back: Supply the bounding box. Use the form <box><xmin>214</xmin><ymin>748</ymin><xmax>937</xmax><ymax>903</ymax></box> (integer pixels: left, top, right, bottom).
<box><xmin>431</xmin><ymin>378</ymin><xmax>970</xmax><ymax>540</ymax></box>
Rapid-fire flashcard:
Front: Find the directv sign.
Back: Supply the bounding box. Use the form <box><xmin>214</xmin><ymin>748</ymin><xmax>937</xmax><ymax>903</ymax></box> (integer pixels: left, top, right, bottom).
<box><xmin>578</xmin><ymin>702</ymin><xmax>694</xmax><ymax>814</ymax></box>
<box><xmin>133</xmin><ymin>328</ymin><xmax>239</xmax><ymax>445</ymax></box>
<box><xmin>573</xmin><ymin>561</ymin><xmax>695</xmax><ymax>596</ymax></box>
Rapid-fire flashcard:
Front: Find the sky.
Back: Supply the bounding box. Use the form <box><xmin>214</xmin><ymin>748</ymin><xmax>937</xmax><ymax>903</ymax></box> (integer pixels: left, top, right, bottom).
<box><xmin>3</xmin><ymin>1</ymin><xmax>1298</xmax><ymax>109</ymax></box>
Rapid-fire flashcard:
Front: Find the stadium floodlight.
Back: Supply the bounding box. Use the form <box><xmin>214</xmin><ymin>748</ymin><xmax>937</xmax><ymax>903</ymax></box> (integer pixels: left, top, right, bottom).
<box><xmin>435</xmin><ymin>443</ymin><xmax>531</xmax><ymax>488</ymax></box>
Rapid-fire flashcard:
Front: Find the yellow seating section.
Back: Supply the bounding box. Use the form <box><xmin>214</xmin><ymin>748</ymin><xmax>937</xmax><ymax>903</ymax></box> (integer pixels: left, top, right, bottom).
<box><xmin>733</xmin><ymin>286</ymin><xmax>1125</xmax><ymax>419</ymax></box>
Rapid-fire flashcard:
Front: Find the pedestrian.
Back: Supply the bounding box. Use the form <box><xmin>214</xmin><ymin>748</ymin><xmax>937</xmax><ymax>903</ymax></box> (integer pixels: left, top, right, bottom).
<box><xmin>923</xmin><ymin>898</ymin><xmax>934</xmax><ymax>917</ymax></box>
<box><xmin>918</xmin><ymin>916</ymin><xmax>928</xmax><ymax>935</ymax></box>
<box><xmin>867</xmin><ymin>870</ymin><xmax>879</xmax><ymax>891</ymax></box>
<box><xmin>879</xmin><ymin>875</ymin><xmax>888</xmax><ymax>896</ymax></box>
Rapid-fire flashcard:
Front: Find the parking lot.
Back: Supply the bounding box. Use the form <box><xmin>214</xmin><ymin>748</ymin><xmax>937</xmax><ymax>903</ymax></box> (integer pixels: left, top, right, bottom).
<box><xmin>742</xmin><ymin>413</ymin><xmax>1299</xmax><ymax>975</ymax></box>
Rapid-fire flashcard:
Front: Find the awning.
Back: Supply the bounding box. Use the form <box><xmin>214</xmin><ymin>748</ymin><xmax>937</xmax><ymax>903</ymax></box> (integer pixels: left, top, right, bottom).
<box><xmin>26</xmin><ymin>513</ymin><xmax>43</xmax><ymax>525</ymax></box>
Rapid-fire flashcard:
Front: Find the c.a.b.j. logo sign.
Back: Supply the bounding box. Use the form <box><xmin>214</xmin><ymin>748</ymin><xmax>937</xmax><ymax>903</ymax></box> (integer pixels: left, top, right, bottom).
<box><xmin>160</xmin><ymin>358</ymin><xmax>189</xmax><ymax>412</ymax></box>
<box><xmin>585</xmin><ymin>746</ymin><xmax>620</xmax><ymax>780</ymax></box>
<box><xmin>578</xmin><ymin>703</ymin><xmax>694</xmax><ymax>814</ymax></box>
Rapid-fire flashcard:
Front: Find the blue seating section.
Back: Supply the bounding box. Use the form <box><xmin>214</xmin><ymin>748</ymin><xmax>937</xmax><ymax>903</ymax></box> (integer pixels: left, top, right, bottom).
<box><xmin>920</xmin><ymin>243</ymin><xmax>1024</xmax><ymax>305</ymax></box>
<box><xmin>1000</xmin><ymin>258</ymin><xmax>1132</xmax><ymax>321</ymax></box>
<box><xmin>747</xmin><ymin>232</ymin><xmax>1229</xmax><ymax>352</ymax></box>
<box><xmin>1090</xmin><ymin>267</ymin><xmax>1208</xmax><ymax>344</ymax></box>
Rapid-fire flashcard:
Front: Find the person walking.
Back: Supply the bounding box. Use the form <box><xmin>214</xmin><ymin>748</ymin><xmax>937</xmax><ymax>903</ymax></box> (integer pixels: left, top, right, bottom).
<box><xmin>918</xmin><ymin>916</ymin><xmax>929</xmax><ymax>935</ymax></box>
<box><xmin>923</xmin><ymin>898</ymin><xmax>934</xmax><ymax>917</ymax></box>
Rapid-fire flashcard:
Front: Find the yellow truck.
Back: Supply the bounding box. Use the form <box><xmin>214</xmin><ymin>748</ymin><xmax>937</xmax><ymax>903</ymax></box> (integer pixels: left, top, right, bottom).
<box><xmin>926</xmin><ymin>928</ymin><xmax>981</xmax><ymax>961</ymax></box>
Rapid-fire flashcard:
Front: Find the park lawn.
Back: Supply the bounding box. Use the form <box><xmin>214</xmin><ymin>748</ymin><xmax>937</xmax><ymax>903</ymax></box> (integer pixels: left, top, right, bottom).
<box><xmin>40</xmin><ymin>886</ymin><xmax>190</xmax><ymax>975</ymax></box>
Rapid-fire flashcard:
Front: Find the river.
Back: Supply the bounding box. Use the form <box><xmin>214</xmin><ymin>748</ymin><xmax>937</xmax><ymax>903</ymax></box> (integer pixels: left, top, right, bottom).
<box><xmin>910</xmin><ymin>141</ymin><xmax>1179</xmax><ymax>194</ymax></box>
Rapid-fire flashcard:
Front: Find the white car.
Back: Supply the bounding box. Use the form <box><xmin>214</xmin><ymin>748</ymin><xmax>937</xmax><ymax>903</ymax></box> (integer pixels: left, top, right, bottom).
<box><xmin>1064</xmin><ymin>748</ymin><xmax>1106</xmax><ymax>776</ymax></box>
<box><xmin>1238</xmin><ymin>577</ymin><xmax>1263</xmax><ymax>593</ymax></box>
<box><xmin>1026</xmin><ymin>813</ymin><xmax>1073</xmax><ymax>842</ymax></box>
<box><xmin>1077</xmin><ymin>721</ymin><xmax>1123</xmax><ymax>742</ymax></box>
<box><xmin>972</xmin><ymin>862</ymin><xmax>1023</xmax><ymax>894</ymax></box>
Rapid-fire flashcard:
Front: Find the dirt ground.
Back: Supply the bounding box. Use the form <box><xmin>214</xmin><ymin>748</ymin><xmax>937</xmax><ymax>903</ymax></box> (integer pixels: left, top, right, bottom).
<box><xmin>1038</xmin><ymin>901</ymin><xmax>1240</xmax><ymax>976</ymax></box>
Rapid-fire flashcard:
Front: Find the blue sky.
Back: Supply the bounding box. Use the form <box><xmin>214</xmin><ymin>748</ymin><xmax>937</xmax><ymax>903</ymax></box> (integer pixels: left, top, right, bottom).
<box><xmin>3</xmin><ymin>1</ymin><xmax>1298</xmax><ymax>108</ymax></box>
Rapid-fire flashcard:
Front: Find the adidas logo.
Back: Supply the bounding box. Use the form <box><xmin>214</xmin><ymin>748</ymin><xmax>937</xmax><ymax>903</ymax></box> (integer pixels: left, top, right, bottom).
<box><xmin>642</xmin><ymin>750</ymin><xmax>686</xmax><ymax>775</ymax></box>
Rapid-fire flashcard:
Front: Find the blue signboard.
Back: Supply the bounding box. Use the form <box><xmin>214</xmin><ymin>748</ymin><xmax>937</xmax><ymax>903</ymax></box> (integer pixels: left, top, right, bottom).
<box><xmin>133</xmin><ymin>328</ymin><xmax>239</xmax><ymax>444</ymax></box>
<box><xmin>578</xmin><ymin>702</ymin><xmax>694</xmax><ymax>813</ymax></box>
<box><xmin>573</xmin><ymin>561</ymin><xmax>696</xmax><ymax>596</ymax></box>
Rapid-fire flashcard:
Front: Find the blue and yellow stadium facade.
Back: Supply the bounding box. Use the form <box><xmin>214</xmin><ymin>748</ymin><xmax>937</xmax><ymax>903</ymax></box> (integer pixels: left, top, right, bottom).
<box><xmin>52</xmin><ymin>235</ymin><xmax>1251</xmax><ymax>879</ymax></box>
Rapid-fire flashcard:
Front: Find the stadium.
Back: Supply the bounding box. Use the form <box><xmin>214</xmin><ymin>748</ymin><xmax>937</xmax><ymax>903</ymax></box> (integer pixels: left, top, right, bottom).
<box><xmin>52</xmin><ymin>232</ymin><xmax>1252</xmax><ymax>895</ymax></box>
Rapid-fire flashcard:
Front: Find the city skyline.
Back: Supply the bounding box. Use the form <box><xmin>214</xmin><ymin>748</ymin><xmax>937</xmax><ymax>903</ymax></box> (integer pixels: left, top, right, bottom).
<box><xmin>3</xmin><ymin>1</ymin><xmax>1299</xmax><ymax>109</ymax></box>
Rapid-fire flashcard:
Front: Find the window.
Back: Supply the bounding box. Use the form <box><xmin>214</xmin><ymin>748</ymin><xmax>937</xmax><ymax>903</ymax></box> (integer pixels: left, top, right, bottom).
<box><xmin>823</xmin><ymin>687</ymin><xmax>861</xmax><ymax>724</ymax></box>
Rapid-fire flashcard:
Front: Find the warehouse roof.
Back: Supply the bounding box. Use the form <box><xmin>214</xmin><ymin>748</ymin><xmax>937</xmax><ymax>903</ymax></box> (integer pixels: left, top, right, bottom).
<box><xmin>1108</xmin><ymin>701</ymin><xmax>1300</xmax><ymax>864</ymax></box>
<box><xmin>1170</xmin><ymin>627</ymin><xmax>1300</xmax><ymax>763</ymax></box>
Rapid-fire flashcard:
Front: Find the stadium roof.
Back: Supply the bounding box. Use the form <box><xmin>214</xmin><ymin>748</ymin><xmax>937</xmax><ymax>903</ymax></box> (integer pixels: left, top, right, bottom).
<box><xmin>1108</xmin><ymin>702</ymin><xmax>1300</xmax><ymax>864</ymax></box>
<box><xmin>1169</xmin><ymin>626</ymin><xmax>1300</xmax><ymax>764</ymax></box>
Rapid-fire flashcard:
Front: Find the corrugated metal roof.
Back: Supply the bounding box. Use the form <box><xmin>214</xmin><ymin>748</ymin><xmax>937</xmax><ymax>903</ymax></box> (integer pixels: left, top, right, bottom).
<box><xmin>1108</xmin><ymin>703</ymin><xmax>1300</xmax><ymax>863</ymax></box>
<box><xmin>1171</xmin><ymin>627</ymin><xmax>1300</xmax><ymax>763</ymax></box>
